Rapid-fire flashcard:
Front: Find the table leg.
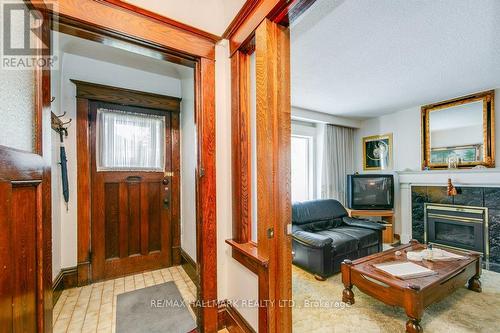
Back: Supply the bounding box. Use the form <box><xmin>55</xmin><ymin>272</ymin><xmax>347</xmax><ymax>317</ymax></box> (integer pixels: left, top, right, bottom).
<box><xmin>406</xmin><ymin>317</ymin><xmax>423</xmax><ymax>333</ymax></box>
<box><xmin>341</xmin><ymin>259</ymin><xmax>355</xmax><ymax>305</ymax></box>
<box><xmin>468</xmin><ymin>259</ymin><xmax>482</xmax><ymax>293</ymax></box>
<box><xmin>468</xmin><ymin>275</ymin><xmax>482</xmax><ymax>293</ymax></box>
<box><xmin>342</xmin><ymin>285</ymin><xmax>355</xmax><ymax>305</ymax></box>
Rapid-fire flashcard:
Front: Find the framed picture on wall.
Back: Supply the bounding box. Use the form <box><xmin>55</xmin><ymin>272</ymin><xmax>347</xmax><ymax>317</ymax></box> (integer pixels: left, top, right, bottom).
<box><xmin>363</xmin><ymin>133</ymin><xmax>393</xmax><ymax>170</ymax></box>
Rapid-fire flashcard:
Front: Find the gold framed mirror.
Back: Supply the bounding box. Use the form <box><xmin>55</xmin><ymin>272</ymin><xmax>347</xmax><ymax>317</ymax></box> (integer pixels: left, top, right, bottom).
<box><xmin>421</xmin><ymin>90</ymin><xmax>495</xmax><ymax>169</ymax></box>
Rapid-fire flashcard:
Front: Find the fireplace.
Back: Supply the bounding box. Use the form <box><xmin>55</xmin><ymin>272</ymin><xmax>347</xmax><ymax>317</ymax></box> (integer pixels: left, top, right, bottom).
<box><xmin>425</xmin><ymin>204</ymin><xmax>488</xmax><ymax>258</ymax></box>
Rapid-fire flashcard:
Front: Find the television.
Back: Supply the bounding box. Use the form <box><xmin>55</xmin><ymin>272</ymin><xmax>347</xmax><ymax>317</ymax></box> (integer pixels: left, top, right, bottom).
<box><xmin>346</xmin><ymin>174</ymin><xmax>394</xmax><ymax>210</ymax></box>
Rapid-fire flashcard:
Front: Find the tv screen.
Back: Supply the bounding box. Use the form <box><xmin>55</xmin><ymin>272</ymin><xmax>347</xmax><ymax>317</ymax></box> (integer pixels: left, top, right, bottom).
<box><xmin>347</xmin><ymin>175</ymin><xmax>394</xmax><ymax>210</ymax></box>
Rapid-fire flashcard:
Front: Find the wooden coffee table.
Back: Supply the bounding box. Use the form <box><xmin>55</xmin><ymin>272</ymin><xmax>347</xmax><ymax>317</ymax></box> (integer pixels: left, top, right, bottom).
<box><xmin>341</xmin><ymin>240</ymin><xmax>482</xmax><ymax>333</ymax></box>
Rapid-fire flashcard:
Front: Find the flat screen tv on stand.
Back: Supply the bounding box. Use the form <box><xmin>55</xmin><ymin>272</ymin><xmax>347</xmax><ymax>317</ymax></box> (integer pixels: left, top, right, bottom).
<box><xmin>346</xmin><ymin>174</ymin><xmax>394</xmax><ymax>210</ymax></box>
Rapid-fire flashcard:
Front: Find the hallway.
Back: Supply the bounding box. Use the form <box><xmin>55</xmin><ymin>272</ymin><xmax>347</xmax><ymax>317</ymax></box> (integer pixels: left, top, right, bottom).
<box><xmin>52</xmin><ymin>266</ymin><xmax>196</xmax><ymax>333</ymax></box>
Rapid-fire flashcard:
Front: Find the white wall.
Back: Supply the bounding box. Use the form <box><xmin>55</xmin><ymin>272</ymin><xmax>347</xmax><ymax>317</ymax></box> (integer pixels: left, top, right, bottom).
<box><xmin>216</xmin><ymin>40</ymin><xmax>260</xmax><ymax>330</ymax></box>
<box><xmin>180</xmin><ymin>70</ymin><xmax>197</xmax><ymax>262</ymax></box>
<box><xmin>53</xmin><ymin>53</ymin><xmax>182</xmax><ymax>272</ymax></box>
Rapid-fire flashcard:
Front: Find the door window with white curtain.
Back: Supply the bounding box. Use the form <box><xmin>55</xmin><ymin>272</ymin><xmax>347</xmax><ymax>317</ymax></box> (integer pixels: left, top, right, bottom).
<box><xmin>291</xmin><ymin>135</ymin><xmax>314</xmax><ymax>202</ymax></box>
<box><xmin>97</xmin><ymin>108</ymin><xmax>165</xmax><ymax>171</ymax></box>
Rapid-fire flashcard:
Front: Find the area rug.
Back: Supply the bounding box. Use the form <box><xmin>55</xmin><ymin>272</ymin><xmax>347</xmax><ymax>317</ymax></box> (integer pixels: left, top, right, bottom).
<box><xmin>293</xmin><ymin>266</ymin><xmax>500</xmax><ymax>332</ymax></box>
<box><xmin>116</xmin><ymin>281</ymin><xmax>196</xmax><ymax>333</ymax></box>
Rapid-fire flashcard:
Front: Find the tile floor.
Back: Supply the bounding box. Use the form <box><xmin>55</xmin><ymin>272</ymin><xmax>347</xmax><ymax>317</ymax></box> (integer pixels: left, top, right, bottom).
<box><xmin>53</xmin><ymin>266</ymin><xmax>197</xmax><ymax>333</ymax></box>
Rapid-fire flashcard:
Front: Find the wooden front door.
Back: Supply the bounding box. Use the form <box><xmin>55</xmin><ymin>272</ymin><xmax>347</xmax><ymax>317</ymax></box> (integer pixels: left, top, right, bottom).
<box><xmin>89</xmin><ymin>101</ymin><xmax>179</xmax><ymax>281</ymax></box>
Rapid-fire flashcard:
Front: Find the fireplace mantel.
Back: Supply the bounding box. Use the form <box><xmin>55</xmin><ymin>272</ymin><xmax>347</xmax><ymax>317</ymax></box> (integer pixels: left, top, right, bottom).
<box><xmin>396</xmin><ymin>169</ymin><xmax>500</xmax><ymax>244</ymax></box>
<box><xmin>397</xmin><ymin>169</ymin><xmax>500</xmax><ymax>186</ymax></box>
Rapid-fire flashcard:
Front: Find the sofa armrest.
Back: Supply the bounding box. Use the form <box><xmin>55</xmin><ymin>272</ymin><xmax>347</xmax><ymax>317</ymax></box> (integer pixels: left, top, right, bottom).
<box><xmin>342</xmin><ymin>217</ymin><xmax>386</xmax><ymax>231</ymax></box>
<box><xmin>292</xmin><ymin>231</ymin><xmax>333</xmax><ymax>249</ymax></box>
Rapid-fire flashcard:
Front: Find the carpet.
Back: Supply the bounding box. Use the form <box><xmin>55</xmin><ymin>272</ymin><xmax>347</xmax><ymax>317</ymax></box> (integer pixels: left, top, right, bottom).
<box><xmin>116</xmin><ymin>281</ymin><xmax>196</xmax><ymax>333</ymax></box>
<box><xmin>292</xmin><ymin>265</ymin><xmax>500</xmax><ymax>332</ymax></box>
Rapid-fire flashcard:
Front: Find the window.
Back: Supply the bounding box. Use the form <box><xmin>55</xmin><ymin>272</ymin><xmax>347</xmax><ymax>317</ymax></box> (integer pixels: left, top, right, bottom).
<box><xmin>291</xmin><ymin>135</ymin><xmax>314</xmax><ymax>202</ymax></box>
<box><xmin>97</xmin><ymin>108</ymin><xmax>165</xmax><ymax>171</ymax></box>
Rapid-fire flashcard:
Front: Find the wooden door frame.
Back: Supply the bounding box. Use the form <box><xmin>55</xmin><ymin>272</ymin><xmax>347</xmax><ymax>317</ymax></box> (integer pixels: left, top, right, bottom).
<box><xmin>73</xmin><ymin>80</ymin><xmax>182</xmax><ymax>282</ymax></box>
<box><xmin>36</xmin><ymin>1</ymin><xmax>218</xmax><ymax>331</ymax></box>
<box><xmin>225</xmin><ymin>1</ymin><xmax>317</xmax><ymax>332</ymax></box>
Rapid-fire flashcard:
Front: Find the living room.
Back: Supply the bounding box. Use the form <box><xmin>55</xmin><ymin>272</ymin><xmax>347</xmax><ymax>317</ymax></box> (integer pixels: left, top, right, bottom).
<box><xmin>289</xmin><ymin>0</ymin><xmax>500</xmax><ymax>332</ymax></box>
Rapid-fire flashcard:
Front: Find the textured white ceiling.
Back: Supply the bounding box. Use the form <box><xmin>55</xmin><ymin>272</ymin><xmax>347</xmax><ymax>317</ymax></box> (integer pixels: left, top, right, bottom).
<box><xmin>291</xmin><ymin>0</ymin><xmax>500</xmax><ymax>118</ymax></box>
<box><xmin>122</xmin><ymin>0</ymin><xmax>246</xmax><ymax>36</ymax></box>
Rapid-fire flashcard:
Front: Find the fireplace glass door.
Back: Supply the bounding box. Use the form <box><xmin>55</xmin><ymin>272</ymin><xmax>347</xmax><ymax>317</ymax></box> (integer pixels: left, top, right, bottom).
<box><xmin>425</xmin><ymin>204</ymin><xmax>487</xmax><ymax>255</ymax></box>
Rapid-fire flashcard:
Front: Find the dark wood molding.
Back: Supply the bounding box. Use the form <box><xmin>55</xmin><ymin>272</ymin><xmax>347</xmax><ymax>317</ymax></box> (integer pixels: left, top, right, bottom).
<box><xmin>222</xmin><ymin>0</ymin><xmax>261</xmax><ymax>39</ymax></box>
<box><xmin>218</xmin><ymin>300</ymin><xmax>256</xmax><ymax>333</ymax></box>
<box><xmin>71</xmin><ymin>80</ymin><xmax>181</xmax><ymax>112</ymax></box>
<box><xmin>99</xmin><ymin>0</ymin><xmax>221</xmax><ymax>43</ymax></box>
<box><xmin>52</xmin><ymin>267</ymin><xmax>78</xmax><ymax>305</ymax></box>
<box><xmin>225</xmin><ymin>0</ymin><xmax>319</xmax><ymax>55</ymax></box>
<box><xmin>226</xmin><ymin>240</ymin><xmax>268</xmax><ymax>274</ymax></box>
<box><xmin>180</xmin><ymin>249</ymin><xmax>198</xmax><ymax>285</ymax></box>
<box><xmin>231</xmin><ymin>50</ymin><xmax>252</xmax><ymax>243</ymax></box>
<box><xmin>56</xmin><ymin>17</ymin><xmax>197</xmax><ymax>68</ymax></box>
<box><xmin>195</xmin><ymin>58</ymin><xmax>218</xmax><ymax>333</ymax></box>
<box><xmin>39</xmin><ymin>0</ymin><xmax>216</xmax><ymax>60</ymax></box>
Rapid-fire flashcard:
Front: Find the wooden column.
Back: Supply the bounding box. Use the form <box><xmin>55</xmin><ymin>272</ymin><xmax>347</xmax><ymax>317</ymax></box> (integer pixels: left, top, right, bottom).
<box><xmin>255</xmin><ymin>19</ymin><xmax>292</xmax><ymax>333</ymax></box>
<box><xmin>196</xmin><ymin>58</ymin><xmax>218</xmax><ymax>333</ymax></box>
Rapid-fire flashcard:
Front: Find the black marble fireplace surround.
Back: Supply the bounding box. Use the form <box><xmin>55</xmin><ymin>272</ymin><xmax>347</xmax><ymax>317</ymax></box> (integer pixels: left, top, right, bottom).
<box><xmin>412</xmin><ymin>186</ymin><xmax>500</xmax><ymax>272</ymax></box>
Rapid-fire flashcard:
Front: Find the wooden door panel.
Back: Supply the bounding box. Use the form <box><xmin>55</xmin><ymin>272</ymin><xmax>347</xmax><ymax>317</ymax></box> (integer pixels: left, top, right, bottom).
<box><xmin>104</xmin><ymin>182</ymin><xmax>120</xmax><ymax>259</ymax></box>
<box><xmin>127</xmin><ymin>181</ymin><xmax>141</xmax><ymax>256</ymax></box>
<box><xmin>89</xmin><ymin>101</ymin><xmax>178</xmax><ymax>281</ymax></box>
<box><xmin>147</xmin><ymin>182</ymin><xmax>162</xmax><ymax>252</ymax></box>
<box><xmin>11</xmin><ymin>186</ymin><xmax>37</xmax><ymax>333</ymax></box>
<box><xmin>0</xmin><ymin>146</ymin><xmax>51</xmax><ymax>333</ymax></box>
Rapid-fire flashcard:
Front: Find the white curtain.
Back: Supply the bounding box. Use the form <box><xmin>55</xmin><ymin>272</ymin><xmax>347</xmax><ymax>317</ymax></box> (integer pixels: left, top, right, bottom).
<box><xmin>97</xmin><ymin>108</ymin><xmax>165</xmax><ymax>171</ymax></box>
<box><xmin>321</xmin><ymin>124</ymin><xmax>354</xmax><ymax>204</ymax></box>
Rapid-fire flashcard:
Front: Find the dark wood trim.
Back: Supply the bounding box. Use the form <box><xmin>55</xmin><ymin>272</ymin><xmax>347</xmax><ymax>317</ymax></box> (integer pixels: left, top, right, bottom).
<box><xmin>99</xmin><ymin>0</ymin><xmax>221</xmax><ymax>43</ymax></box>
<box><xmin>39</xmin><ymin>0</ymin><xmax>216</xmax><ymax>60</ymax></box>
<box><xmin>180</xmin><ymin>249</ymin><xmax>198</xmax><ymax>285</ymax></box>
<box><xmin>56</xmin><ymin>18</ymin><xmax>197</xmax><ymax>68</ymax></box>
<box><xmin>76</xmin><ymin>97</ymin><xmax>92</xmax><ymax>286</ymax></box>
<box><xmin>224</xmin><ymin>0</ymin><xmax>319</xmax><ymax>55</ymax></box>
<box><xmin>231</xmin><ymin>50</ymin><xmax>252</xmax><ymax>243</ymax></box>
<box><xmin>71</xmin><ymin>80</ymin><xmax>181</xmax><ymax>112</ymax></box>
<box><xmin>218</xmin><ymin>300</ymin><xmax>256</xmax><ymax>333</ymax></box>
<box><xmin>195</xmin><ymin>58</ymin><xmax>218</xmax><ymax>333</ymax></box>
<box><xmin>222</xmin><ymin>0</ymin><xmax>261</xmax><ymax>39</ymax></box>
<box><xmin>52</xmin><ymin>267</ymin><xmax>78</xmax><ymax>305</ymax></box>
<box><xmin>226</xmin><ymin>240</ymin><xmax>268</xmax><ymax>274</ymax></box>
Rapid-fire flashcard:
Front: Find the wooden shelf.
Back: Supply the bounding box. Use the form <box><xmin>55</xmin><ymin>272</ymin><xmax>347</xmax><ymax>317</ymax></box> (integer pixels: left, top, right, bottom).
<box><xmin>347</xmin><ymin>209</ymin><xmax>395</xmax><ymax>244</ymax></box>
<box><xmin>225</xmin><ymin>239</ymin><xmax>269</xmax><ymax>274</ymax></box>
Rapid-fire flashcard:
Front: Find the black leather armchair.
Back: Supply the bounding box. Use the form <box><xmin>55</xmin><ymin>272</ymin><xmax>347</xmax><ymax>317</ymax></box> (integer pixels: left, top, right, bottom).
<box><xmin>292</xmin><ymin>199</ymin><xmax>385</xmax><ymax>279</ymax></box>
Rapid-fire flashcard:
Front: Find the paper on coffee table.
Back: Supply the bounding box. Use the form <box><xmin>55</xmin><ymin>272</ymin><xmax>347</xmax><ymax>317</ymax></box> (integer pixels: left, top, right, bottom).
<box><xmin>373</xmin><ymin>261</ymin><xmax>437</xmax><ymax>280</ymax></box>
